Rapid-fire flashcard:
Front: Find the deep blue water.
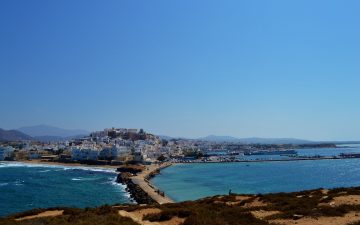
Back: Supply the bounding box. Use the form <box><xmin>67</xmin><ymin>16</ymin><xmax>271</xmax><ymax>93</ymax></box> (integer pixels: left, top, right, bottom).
<box><xmin>153</xmin><ymin>145</ymin><xmax>360</xmax><ymax>202</ymax></box>
<box><xmin>0</xmin><ymin>162</ymin><xmax>132</xmax><ymax>217</ymax></box>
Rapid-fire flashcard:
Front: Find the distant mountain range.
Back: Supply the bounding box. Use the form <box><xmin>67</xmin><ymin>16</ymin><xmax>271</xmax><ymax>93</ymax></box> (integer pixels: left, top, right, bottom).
<box><xmin>1</xmin><ymin>125</ymin><xmax>358</xmax><ymax>144</ymax></box>
<box><xmin>159</xmin><ymin>135</ymin><xmax>314</xmax><ymax>144</ymax></box>
<box><xmin>18</xmin><ymin>125</ymin><xmax>89</xmax><ymax>138</ymax></box>
<box><xmin>199</xmin><ymin>135</ymin><xmax>243</xmax><ymax>142</ymax></box>
<box><xmin>31</xmin><ymin>135</ymin><xmax>88</xmax><ymax>142</ymax></box>
<box><xmin>199</xmin><ymin>135</ymin><xmax>313</xmax><ymax>144</ymax></box>
<box><xmin>199</xmin><ymin>136</ymin><xmax>360</xmax><ymax>144</ymax></box>
<box><xmin>0</xmin><ymin>128</ymin><xmax>32</xmax><ymax>141</ymax></box>
<box><xmin>0</xmin><ymin>125</ymin><xmax>89</xmax><ymax>142</ymax></box>
<box><xmin>10</xmin><ymin>125</ymin><xmax>88</xmax><ymax>142</ymax></box>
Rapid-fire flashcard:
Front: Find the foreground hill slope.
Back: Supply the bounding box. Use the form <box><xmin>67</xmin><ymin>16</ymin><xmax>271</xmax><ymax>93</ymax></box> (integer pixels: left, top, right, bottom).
<box><xmin>2</xmin><ymin>187</ymin><xmax>360</xmax><ymax>225</ymax></box>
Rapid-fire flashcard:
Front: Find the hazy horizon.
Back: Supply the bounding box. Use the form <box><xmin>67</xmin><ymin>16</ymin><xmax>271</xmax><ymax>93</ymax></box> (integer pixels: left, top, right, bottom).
<box><xmin>0</xmin><ymin>124</ymin><xmax>357</xmax><ymax>142</ymax></box>
<box><xmin>1</xmin><ymin>1</ymin><xmax>360</xmax><ymax>141</ymax></box>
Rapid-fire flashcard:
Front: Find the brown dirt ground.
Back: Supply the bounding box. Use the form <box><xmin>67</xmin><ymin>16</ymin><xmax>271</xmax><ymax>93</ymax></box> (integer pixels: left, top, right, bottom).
<box><xmin>271</xmin><ymin>211</ymin><xmax>360</xmax><ymax>225</ymax></box>
<box><xmin>119</xmin><ymin>208</ymin><xmax>185</xmax><ymax>225</ymax></box>
<box><xmin>251</xmin><ymin>210</ymin><xmax>280</xmax><ymax>219</ymax></box>
<box><xmin>15</xmin><ymin>210</ymin><xmax>64</xmax><ymax>221</ymax></box>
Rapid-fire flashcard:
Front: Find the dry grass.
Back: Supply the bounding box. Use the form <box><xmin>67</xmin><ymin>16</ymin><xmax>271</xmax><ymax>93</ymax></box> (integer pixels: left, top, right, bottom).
<box><xmin>15</xmin><ymin>210</ymin><xmax>64</xmax><ymax>221</ymax></box>
<box><xmin>3</xmin><ymin>187</ymin><xmax>360</xmax><ymax>225</ymax></box>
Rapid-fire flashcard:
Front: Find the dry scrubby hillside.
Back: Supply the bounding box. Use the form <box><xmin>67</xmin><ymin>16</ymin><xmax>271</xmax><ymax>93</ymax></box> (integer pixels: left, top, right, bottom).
<box><xmin>3</xmin><ymin>187</ymin><xmax>360</xmax><ymax>225</ymax></box>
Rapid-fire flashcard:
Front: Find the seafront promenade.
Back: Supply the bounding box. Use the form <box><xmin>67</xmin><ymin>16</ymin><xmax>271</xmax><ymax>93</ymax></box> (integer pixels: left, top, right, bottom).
<box><xmin>131</xmin><ymin>162</ymin><xmax>174</xmax><ymax>204</ymax></box>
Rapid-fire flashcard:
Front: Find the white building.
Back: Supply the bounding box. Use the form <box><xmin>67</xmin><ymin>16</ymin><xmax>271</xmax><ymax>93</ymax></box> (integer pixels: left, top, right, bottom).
<box><xmin>99</xmin><ymin>145</ymin><xmax>131</xmax><ymax>159</ymax></box>
<box><xmin>127</xmin><ymin>129</ymin><xmax>138</xmax><ymax>133</ymax></box>
<box><xmin>112</xmin><ymin>146</ymin><xmax>131</xmax><ymax>158</ymax></box>
<box><xmin>71</xmin><ymin>147</ymin><xmax>100</xmax><ymax>161</ymax></box>
<box><xmin>0</xmin><ymin>146</ymin><xmax>14</xmax><ymax>161</ymax></box>
<box><xmin>91</xmin><ymin>130</ymin><xmax>108</xmax><ymax>138</ymax></box>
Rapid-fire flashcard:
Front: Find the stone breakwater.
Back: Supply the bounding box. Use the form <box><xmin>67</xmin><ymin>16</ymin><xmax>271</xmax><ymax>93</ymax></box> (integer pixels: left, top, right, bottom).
<box><xmin>116</xmin><ymin>163</ymin><xmax>174</xmax><ymax>205</ymax></box>
<box><xmin>116</xmin><ymin>172</ymin><xmax>157</xmax><ymax>205</ymax></box>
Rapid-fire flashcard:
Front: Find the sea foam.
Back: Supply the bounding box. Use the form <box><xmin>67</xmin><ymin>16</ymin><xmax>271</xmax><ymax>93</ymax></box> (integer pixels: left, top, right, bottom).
<box><xmin>0</xmin><ymin>162</ymin><xmax>116</xmax><ymax>174</ymax></box>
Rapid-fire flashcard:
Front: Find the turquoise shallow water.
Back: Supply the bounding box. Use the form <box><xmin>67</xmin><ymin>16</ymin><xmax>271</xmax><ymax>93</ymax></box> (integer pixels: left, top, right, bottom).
<box><xmin>153</xmin><ymin>158</ymin><xmax>360</xmax><ymax>202</ymax></box>
<box><xmin>0</xmin><ymin>162</ymin><xmax>132</xmax><ymax>217</ymax></box>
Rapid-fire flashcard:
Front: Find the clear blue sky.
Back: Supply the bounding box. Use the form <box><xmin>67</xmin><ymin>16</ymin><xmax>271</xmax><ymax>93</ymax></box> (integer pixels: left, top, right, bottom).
<box><xmin>1</xmin><ymin>0</ymin><xmax>360</xmax><ymax>141</ymax></box>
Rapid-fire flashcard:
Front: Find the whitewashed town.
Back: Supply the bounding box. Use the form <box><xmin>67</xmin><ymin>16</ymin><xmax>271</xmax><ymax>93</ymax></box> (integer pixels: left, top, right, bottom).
<box><xmin>0</xmin><ymin>127</ymin><xmax>349</xmax><ymax>166</ymax></box>
<box><xmin>0</xmin><ymin>128</ymin><xmax>203</xmax><ymax>164</ymax></box>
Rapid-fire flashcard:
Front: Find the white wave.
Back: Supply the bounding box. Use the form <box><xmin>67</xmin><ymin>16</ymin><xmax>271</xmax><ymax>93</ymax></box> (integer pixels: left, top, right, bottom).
<box><xmin>109</xmin><ymin>178</ymin><xmax>135</xmax><ymax>203</ymax></box>
<box><xmin>39</xmin><ymin>169</ymin><xmax>51</xmax><ymax>173</ymax></box>
<box><xmin>14</xmin><ymin>180</ymin><xmax>24</xmax><ymax>186</ymax></box>
<box><xmin>71</xmin><ymin>177</ymin><xmax>98</xmax><ymax>181</ymax></box>
<box><xmin>0</xmin><ymin>182</ymin><xmax>9</xmax><ymax>187</ymax></box>
<box><xmin>110</xmin><ymin>177</ymin><xmax>129</xmax><ymax>192</ymax></box>
<box><xmin>0</xmin><ymin>162</ymin><xmax>116</xmax><ymax>174</ymax></box>
<box><xmin>0</xmin><ymin>180</ymin><xmax>25</xmax><ymax>186</ymax></box>
<box><xmin>0</xmin><ymin>162</ymin><xmax>135</xmax><ymax>201</ymax></box>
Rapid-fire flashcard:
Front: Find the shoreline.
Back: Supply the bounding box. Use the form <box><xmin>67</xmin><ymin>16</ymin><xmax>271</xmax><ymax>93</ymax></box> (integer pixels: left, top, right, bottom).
<box><xmin>11</xmin><ymin>157</ymin><xmax>360</xmax><ymax>205</ymax></box>
<box><xmin>171</xmin><ymin>156</ymin><xmax>360</xmax><ymax>164</ymax></box>
<box><xmin>1</xmin><ymin>160</ymin><xmax>174</xmax><ymax>204</ymax></box>
<box><xmin>3</xmin><ymin>158</ymin><xmax>360</xmax><ymax>207</ymax></box>
<box><xmin>14</xmin><ymin>160</ymin><xmax>120</xmax><ymax>170</ymax></box>
<box><xmin>6</xmin><ymin>154</ymin><xmax>358</xmax><ymax>168</ymax></box>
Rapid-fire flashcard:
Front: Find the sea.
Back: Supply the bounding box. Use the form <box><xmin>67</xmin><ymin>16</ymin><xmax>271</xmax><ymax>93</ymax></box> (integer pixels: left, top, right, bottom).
<box><xmin>152</xmin><ymin>144</ymin><xmax>360</xmax><ymax>202</ymax></box>
<box><xmin>0</xmin><ymin>162</ymin><xmax>133</xmax><ymax>217</ymax></box>
<box><xmin>2</xmin><ymin>144</ymin><xmax>360</xmax><ymax>217</ymax></box>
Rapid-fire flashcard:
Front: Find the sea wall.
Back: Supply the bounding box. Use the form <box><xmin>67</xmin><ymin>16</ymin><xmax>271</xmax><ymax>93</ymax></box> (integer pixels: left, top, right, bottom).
<box><xmin>116</xmin><ymin>172</ymin><xmax>157</xmax><ymax>205</ymax></box>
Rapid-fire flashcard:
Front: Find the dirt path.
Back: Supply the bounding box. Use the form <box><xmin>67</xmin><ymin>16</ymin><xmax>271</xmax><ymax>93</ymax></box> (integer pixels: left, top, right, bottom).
<box><xmin>15</xmin><ymin>210</ymin><xmax>64</xmax><ymax>221</ymax></box>
<box><xmin>119</xmin><ymin>208</ymin><xmax>184</xmax><ymax>225</ymax></box>
<box><xmin>272</xmin><ymin>212</ymin><xmax>360</xmax><ymax>225</ymax></box>
<box><xmin>131</xmin><ymin>163</ymin><xmax>174</xmax><ymax>204</ymax></box>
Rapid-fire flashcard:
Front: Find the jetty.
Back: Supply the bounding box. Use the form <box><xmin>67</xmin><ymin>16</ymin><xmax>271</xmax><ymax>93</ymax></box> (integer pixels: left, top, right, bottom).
<box><xmin>116</xmin><ymin>162</ymin><xmax>174</xmax><ymax>205</ymax></box>
<box><xmin>131</xmin><ymin>162</ymin><xmax>173</xmax><ymax>204</ymax></box>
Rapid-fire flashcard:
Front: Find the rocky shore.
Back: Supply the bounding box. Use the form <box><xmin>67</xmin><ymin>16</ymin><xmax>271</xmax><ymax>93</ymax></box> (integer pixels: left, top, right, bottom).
<box><xmin>116</xmin><ymin>172</ymin><xmax>157</xmax><ymax>205</ymax></box>
<box><xmin>116</xmin><ymin>163</ymin><xmax>173</xmax><ymax>205</ymax></box>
